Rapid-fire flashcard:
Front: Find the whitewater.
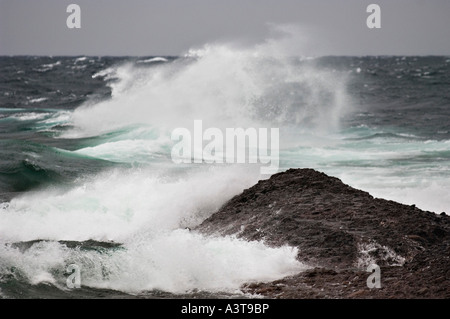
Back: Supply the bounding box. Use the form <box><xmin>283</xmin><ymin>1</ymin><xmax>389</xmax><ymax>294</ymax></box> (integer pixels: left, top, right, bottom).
<box><xmin>0</xmin><ymin>33</ymin><xmax>449</xmax><ymax>297</ymax></box>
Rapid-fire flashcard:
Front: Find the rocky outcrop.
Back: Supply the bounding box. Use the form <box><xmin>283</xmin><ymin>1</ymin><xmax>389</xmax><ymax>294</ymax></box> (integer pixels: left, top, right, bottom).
<box><xmin>196</xmin><ymin>169</ymin><xmax>450</xmax><ymax>298</ymax></box>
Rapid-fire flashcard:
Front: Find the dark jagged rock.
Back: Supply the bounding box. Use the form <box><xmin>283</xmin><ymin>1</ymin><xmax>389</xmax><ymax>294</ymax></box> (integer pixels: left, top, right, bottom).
<box><xmin>196</xmin><ymin>169</ymin><xmax>450</xmax><ymax>298</ymax></box>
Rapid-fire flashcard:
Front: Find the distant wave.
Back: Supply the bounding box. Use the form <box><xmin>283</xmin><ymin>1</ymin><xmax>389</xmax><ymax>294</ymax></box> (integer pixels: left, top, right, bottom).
<box><xmin>136</xmin><ymin>57</ymin><xmax>169</xmax><ymax>64</ymax></box>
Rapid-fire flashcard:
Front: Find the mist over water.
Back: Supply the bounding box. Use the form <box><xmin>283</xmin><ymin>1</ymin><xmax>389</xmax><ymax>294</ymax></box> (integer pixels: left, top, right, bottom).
<box><xmin>0</xmin><ymin>30</ymin><xmax>449</xmax><ymax>296</ymax></box>
<box><xmin>68</xmin><ymin>39</ymin><xmax>349</xmax><ymax>138</ymax></box>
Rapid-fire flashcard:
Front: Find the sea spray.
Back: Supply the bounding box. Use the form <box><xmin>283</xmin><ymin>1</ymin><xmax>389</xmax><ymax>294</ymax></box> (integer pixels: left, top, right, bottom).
<box><xmin>2</xmin><ymin>36</ymin><xmax>448</xmax><ymax>298</ymax></box>
<box><xmin>66</xmin><ymin>39</ymin><xmax>350</xmax><ymax>139</ymax></box>
<box><xmin>0</xmin><ymin>33</ymin><xmax>353</xmax><ymax>294</ymax></box>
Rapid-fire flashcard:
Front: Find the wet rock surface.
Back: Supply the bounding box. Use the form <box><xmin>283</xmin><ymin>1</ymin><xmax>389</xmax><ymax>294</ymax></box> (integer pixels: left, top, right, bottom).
<box><xmin>196</xmin><ymin>169</ymin><xmax>450</xmax><ymax>298</ymax></box>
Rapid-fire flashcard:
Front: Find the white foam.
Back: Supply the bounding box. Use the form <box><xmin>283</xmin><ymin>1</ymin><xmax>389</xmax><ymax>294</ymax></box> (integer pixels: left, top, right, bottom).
<box><xmin>0</xmin><ymin>241</ymin><xmax>65</xmax><ymax>286</ymax></box>
<box><xmin>35</xmin><ymin>61</ymin><xmax>61</xmax><ymax>72</ymax></box>
<box><xmin>40</xmin><ymin>111</ymin><xmax>72</xmax><ymax>125</ymax></box>
<box><xmin>74</xmin><ymin>57</ymin><xmax>87</xmax><ymax>63</ymax></box>
<box><xmin>12</xmin><ymin>112</ymin><xmax>50</xmax><ymax>121</ymax></box>
<box><xmin>92</xmin><ymin>67</ymin><xmax>116</xmax><ymax>79</ymax></box>
<box><xmin>137</xmin><ymin>57</ymin><xmax>168</xmax><ymax>63</ymax></box>
<box><xmin>356</xmin><ymin>241</ymin><xmax>405</xmax><ymax>269</ymax></box>
<box><xmin>29</xmin><ymin>97</ymin><xmax>48</xmax><ymax>104</ymax></box>
<box><xmin>0</xmin><ymin>165</ymin><xmax>261</xmax><ymax>242</ymax></box>
<box><xmin>42</xmin><ymin>61</ymin><xmax>61</xmax><ymax>68</ymax></box>
<box><xmin>0</xmin><ymin>159</ymin><xmax>310</xmax><ymax>293</ymax></box>
<box><xmin>0</xmin><ymin>231</ymin><xmax>305</xmax><ymax>294</ymax></box>
<box><xmin>0</xmin><ymin>156</ymin><xmax>312</xmax><ymax>294</ymax></box>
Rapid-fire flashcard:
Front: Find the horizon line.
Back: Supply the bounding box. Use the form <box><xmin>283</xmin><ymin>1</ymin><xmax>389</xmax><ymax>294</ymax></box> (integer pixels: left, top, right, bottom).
<box><xmin>1</xmin><ymin>54</ymin><xmax>450</xmax><ymax>58</ymax></box>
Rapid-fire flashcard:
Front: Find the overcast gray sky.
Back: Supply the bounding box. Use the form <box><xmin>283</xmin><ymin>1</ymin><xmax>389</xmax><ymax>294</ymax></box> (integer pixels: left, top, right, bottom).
<box><xmin>1</xmin><ymin>0</ymin><xmax>449</xmax><ymax>56</ymax></box>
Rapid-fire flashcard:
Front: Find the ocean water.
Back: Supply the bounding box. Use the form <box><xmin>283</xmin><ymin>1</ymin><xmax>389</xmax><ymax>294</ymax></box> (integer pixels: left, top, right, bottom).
<box><xmin>0</xmin><ymin>43</ymin><xmax>449</xmax><ymax>298</ymax></box>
